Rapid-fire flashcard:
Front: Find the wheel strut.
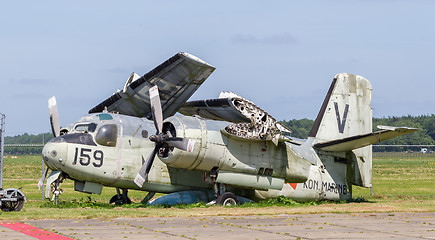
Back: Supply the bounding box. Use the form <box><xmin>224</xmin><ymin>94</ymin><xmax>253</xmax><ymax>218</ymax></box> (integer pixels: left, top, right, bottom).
<box><xmin>141</xmin><ymin>191</ymin><xmax>155</xmax><ymax>204</ymax></box>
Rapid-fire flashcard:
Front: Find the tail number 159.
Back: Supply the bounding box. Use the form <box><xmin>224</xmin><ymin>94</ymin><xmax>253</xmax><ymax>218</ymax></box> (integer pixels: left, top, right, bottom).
<box><xmin>73</xmin><ymin>147</ymin><xmax>104</xmax><ymax>167</ymax></box>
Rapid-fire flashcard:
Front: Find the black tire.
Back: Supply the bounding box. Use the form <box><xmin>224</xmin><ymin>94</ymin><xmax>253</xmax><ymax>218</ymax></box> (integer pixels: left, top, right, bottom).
<box><xmin>216</xmin><ymin>192</ymin><xmax>239</xmax><ymax>206</ymax></box>
<box><xmin>109</xmin><ymin>195</ymin><xmax>119</xmax><ymax>204</ymax></box>
<box><xmin>109</xmin><ymin>194</ymin><xmax>132</xmax><ymax>205</ymax></box>
<box><xmin>1</xmin><ymin>190</ymin><xmax>25</xmax><ymax>212</ymax></box>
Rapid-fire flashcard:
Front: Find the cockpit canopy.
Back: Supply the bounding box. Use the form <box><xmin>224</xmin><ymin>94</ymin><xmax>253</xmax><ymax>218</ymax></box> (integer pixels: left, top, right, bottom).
<box><xmin>71</xmin><ymin>114</ymin><xmax>118</xmax><ymax>147</ymax></box>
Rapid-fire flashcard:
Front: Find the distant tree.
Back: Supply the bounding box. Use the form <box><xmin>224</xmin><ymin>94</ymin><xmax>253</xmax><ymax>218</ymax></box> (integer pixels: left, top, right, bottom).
<box><xmin>372</xmin><ymin>115</ymin><xmax>435</xmax><ymax>151</ymax></box>
<box><xmin>5</xmin><ymin>132</ymin><xmax>53</xmax><ymax>144</ymax></box>
<box><xmin>280</xmin><ymin>118</ymin><xmax>314</xmax><ymax>139</ymax></box>
<box><xmin>4</xmin><ymin>133</ymin><xmax>53</xmax><ymax>155</ymax></box>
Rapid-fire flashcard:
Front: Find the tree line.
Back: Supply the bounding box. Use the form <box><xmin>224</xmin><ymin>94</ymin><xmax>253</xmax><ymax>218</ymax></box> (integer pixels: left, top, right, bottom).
<box><xmin>3</xmin><ymin>133</ymin><xmax>53</xmax><ymax>155</ymax></box>
<box><xmin>3</xmin><ymin>115</ymin><xmax>435</xmax><ymax>154</ymax></box>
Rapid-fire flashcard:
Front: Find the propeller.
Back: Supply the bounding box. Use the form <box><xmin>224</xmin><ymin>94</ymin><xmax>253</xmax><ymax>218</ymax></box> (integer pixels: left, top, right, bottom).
<box><xmin>134</xmin><ymin>86</ymin><xmax>195</xmax><ymax>188</ymax></box>
<box><xmin>48</xmin><ymin>96</ymin><xmax>60</xmax><ymax>138</ymax></box>
<box><xmin>39</xmin><ymin>96</ymin><xmax>61</xmax><ymax>191</ymax></box>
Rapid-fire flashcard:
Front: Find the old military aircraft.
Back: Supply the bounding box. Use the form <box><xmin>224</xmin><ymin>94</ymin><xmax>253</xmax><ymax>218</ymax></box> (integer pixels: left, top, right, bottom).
<box><xmin>39</xmin><ymin>52</ymin><xmax>418</xmax><ymax>205</ymax></box>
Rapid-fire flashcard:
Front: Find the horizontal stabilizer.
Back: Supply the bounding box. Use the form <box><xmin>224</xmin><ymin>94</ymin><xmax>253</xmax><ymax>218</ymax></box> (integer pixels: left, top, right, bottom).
<box><xmin>313</xmin><ymin>126</ymin><xmax>419</xmax><ymax>152</ymax></box>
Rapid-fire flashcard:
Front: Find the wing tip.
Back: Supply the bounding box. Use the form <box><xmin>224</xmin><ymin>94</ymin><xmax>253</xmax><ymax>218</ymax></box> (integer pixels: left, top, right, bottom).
<box><xmin>48</xmin><ymin>96</ymin><xmax>57</xmax><ymax>108</ymax></box>
<box><xmin>179</xmin><ymin>52</ymin><xmax>215</xmax><ymax>68</ymax></box>
<box><xmin>377</xmin><ymin>125</ymin><xmax>420</xmax><ymax>132</ymax></box>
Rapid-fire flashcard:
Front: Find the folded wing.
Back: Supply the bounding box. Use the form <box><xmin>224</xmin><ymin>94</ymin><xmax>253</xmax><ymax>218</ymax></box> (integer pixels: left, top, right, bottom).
<box><xmin>179</xmin><ymin>92</ymin><xmax>293</xmax><ymax>145</ymax></box>
<box><xmin>89</xmin><ymin>52</ymin><xmax>215</xmax><ymax>119</ymax></box>
<box><xmin>179</xmin><ymin>98</ymin><xmax>251</xmax><ymax>123</ymax></box>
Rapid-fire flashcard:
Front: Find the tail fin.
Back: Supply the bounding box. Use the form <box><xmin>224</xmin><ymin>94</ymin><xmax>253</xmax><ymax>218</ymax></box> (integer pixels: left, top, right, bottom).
<box><xmin>309</xmin><ymin>73</ymin><xmax>372</xmax><ymax>141</ymax></box>
<box><xmin>308</xmin><ymin>73</ymin><xmax>418</xmax><ymax>189</ymax></box>
<box><xmin>310</xmin><ymin>73</ymin><xmax>373</xmax><ymax>188</ymax></box>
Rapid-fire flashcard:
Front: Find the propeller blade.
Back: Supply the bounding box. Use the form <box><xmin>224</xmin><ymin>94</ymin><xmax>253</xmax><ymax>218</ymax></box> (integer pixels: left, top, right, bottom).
<box><xmin>48</xmin><ymin>96</ymin><xmax>60</xmax><ymax>137</ymax></box>
<box><xmin>137</xmin><ymin>85</ymin><xmax>194</xmax><ymax>187</ymax></box>
<box><xmin>134</xmin><ymin>147</ymin><xmax>157</xmax><ymax>188</ymax></box>
<box><xmin>38</xmin><ymin>167</ymin><xmax>49</xmax><ymax>191</ymax></box>
<box><xmin>165</xmin><ymin>137</ymin><xmax>195</xmax><ymax>152</ymax></box>
<box><xmin>149</xmin><ymin>85</ymin><xmax>163</xmax><ymax>133</ymax></box>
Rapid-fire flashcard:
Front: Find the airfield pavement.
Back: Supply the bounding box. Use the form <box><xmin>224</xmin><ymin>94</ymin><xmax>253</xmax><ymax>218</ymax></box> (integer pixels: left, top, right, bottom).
<box><xmin>0</xmin><ymin>212</ymin><xmax>434</xmax><ymax>240</ymax></box>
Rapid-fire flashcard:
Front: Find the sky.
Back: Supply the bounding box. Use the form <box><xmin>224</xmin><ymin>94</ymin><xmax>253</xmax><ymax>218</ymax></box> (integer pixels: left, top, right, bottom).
<box><xmin>1</xmin><ymin>1</ymin><xmax>434</xmax><ymax>136</ymax></box>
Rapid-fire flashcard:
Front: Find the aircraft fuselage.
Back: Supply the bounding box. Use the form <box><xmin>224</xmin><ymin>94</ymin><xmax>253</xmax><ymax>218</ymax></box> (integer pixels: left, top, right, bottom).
<box><xmin>42</xmin><ymin>112</ymin><xmax>353</xmax><ymax>202</ymax></box>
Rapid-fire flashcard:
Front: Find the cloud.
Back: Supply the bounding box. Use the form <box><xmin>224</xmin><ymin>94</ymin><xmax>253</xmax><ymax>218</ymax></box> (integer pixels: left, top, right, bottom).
<box><xmin>230</xmin><ymin>33</ymin><xmax>298</xmax><ymax>45</ymax></box>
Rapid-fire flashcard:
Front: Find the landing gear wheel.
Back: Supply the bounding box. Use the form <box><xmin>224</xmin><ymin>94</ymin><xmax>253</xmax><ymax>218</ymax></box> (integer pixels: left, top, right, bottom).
<box><xmin>109</xmin><ymin>188</ymin><xmax>132</xmax><ymax>205</ymax></box>
<box><xmin>0</xmin><ymin>190</ymin><xmax>25</xmax><ymax>212</ymax></box>
<box><xmin>216</xmin><ymin>192</ymin><xmax>239</xmax><ymax>206</ymax></box>
<box><xmin>109</xmin><ymin>195</ymin><xmax>132</xmax><ymax>205</ymax></box>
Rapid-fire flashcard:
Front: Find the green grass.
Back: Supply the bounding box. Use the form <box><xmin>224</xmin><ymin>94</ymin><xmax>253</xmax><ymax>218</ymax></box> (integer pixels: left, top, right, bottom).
<box><xmin>352</xmin><ymin>157</ymin><xmax>435</xmax><ymax>200</ymax></box>
<box><xmin>0</xmin><ymin>155</ymin><xmax>434</xmax><ymax>220</ymax></box>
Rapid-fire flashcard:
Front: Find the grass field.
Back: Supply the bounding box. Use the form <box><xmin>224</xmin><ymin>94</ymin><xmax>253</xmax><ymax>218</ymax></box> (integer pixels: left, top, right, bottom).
<box><xmin>0</xmin><ymin>155</ymin><xmax>434</xmax><ymax>220</ymax></box>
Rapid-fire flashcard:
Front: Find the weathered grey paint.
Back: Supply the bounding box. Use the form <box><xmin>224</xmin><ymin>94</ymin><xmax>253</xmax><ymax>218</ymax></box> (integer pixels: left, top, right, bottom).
<box><xmin>42</xmin><ymin>66</ymin><xmax>419</xmax><ymax>203</ymax></box>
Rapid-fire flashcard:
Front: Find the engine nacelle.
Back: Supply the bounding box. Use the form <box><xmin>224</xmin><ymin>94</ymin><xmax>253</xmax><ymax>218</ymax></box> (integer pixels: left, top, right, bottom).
<box><xmin>157</xmin><ymin>116</ymin><xmax>229</xmax><ymax>171</ymax></box>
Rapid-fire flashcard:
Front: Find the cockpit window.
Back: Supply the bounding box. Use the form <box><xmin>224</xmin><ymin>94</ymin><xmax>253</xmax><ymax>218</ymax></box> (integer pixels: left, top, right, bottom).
<box><xmin>95</xmin><ymin>124</ymin><xmax>118</xmax><ymax>147</ymax></box>
<box><xmin>97</xmin><ymin>113</ymin><xmax>113</xmax><ymax>121</ymax></box>
<box><xmin>74</xmin><ymin>123</ymin><xmax>97</xmax><ymax>133</ymax></box>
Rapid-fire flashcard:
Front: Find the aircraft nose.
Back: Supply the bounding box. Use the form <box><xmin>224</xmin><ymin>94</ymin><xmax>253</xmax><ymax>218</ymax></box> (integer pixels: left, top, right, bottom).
<box><xmin>42</xmin><ymin>139</ymin><xmax>68</xmax><ymax>171</ymax></box>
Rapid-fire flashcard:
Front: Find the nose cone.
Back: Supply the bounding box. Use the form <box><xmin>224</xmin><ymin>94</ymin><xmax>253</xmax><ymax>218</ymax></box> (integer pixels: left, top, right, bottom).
<box><xmin>42</xmin><ymin>138</ymin><xmax>68</xmax><ymax>171</ymax></box>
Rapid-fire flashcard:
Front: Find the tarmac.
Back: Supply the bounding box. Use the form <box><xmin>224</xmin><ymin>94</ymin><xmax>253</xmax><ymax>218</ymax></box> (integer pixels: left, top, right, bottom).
<box><xmin>1</xmin><ymin>212</ymin><xmax>434</xmax><ymax>239</ymax></box>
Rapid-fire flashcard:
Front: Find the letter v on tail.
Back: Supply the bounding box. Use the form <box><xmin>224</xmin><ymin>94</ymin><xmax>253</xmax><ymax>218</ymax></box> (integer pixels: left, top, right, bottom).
<box><xmin>334</xmin><ymin>102</ymin><xmax>349</xmax><ymax>134</ymax></box>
